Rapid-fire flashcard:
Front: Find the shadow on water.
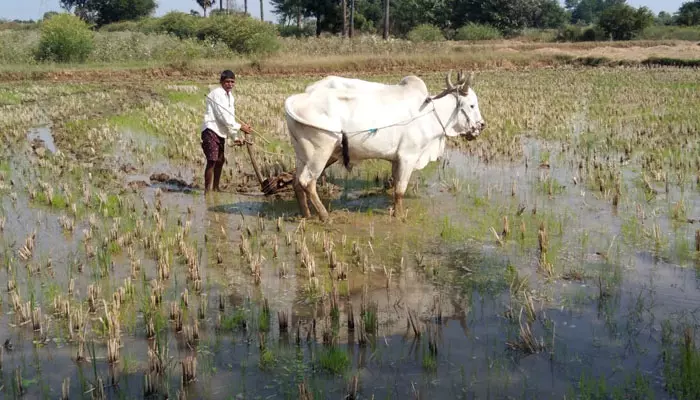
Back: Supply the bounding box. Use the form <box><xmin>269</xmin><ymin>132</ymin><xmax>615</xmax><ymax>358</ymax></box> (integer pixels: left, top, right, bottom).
<box><xmin>200</xmin><ymin>199</ymin><xmax>294</xmax><ymax>216</ymax></box>
<box><xmin>205</xmin><ymin>185</ymin><xmax>393</xmax><ymax>218</ymax></box>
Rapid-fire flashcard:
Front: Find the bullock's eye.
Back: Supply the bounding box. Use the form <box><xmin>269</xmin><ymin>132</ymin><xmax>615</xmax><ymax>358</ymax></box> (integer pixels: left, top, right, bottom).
<box><xmin>470</xmin><ymin>105</ymin><xmax>475</xmax><ymax>109</ymax></box>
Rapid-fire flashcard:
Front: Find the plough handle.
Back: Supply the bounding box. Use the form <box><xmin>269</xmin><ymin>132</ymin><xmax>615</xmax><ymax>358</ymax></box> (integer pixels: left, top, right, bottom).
<box><xmin>244</xmin><ymin>136</ymin><xmax>265</xmax><ymax>190</ymax></box>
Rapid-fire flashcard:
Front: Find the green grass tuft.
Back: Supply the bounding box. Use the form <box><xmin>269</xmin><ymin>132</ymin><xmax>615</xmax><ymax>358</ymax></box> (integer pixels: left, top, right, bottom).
<box><xmin>319</xmin><ymin>346</ymin><xmax>350</xmax><ymax>375</ymax></box>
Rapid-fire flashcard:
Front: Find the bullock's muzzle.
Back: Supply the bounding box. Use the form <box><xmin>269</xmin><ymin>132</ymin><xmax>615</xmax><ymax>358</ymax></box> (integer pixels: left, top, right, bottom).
<box><xmin>464</xmin><ymin>121</ymin><xmax>485</xmax><ymax>141</ymax></box>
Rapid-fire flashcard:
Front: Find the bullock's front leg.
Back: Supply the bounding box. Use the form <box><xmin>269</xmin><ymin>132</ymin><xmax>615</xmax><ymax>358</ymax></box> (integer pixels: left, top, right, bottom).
<box><xmin>391</xmin><ymin>160</ymin><xmax>414</xmax><ymax>220</ymax></box>
<box><xmin>293</xmin><ymin>178</ymin><xmax>311</xmax><ymax>219</ymax></box>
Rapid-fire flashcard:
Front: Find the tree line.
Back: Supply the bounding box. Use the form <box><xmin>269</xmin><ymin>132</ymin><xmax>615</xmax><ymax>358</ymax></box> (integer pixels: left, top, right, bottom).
<box><xmin>8</xmin><ymin>0</ymin><xmax>700</xmax><ymax>40</ymax></box>
<box><xmin>272</xmin><ymin>0</ymin><xmax>700</xmax><ymax>38</ymax></box>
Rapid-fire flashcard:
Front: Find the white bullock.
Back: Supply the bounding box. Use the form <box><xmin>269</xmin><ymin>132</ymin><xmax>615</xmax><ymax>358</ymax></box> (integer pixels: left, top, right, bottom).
<box><xmin>284</xmin><ymin>70</ymin><xmax>486</xmax><ymax>221</ymax></box>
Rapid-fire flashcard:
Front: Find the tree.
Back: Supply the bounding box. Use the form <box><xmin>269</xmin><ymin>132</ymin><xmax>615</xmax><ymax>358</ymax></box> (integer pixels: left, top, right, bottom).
<box><xmin>352</xmin><ymin>0</ymin><xmax>383</xmax><ymax>33</ymax></box>
<box><xmin>570</xmin><ymin>0</ymin><xmax>626</xmax><ymax>24</ymax></box>
<box><xmin>655</xmin><ymin>11</ymin><xmax>674</xmax><ymax>25</ymax></box>
<box><xmin>301</xmin><ymin>0</ymin><xmax>342</xmax><ymax>36</ymax></box>
<box><xmin>342</xmin><ymin>0</ymin><xmax>347</xmax><ymax>36</ymax></box>
<box><xmin>197</xmin><ymin>0</ymin><xmax>214</xmax><ymax>17</ymax></box>
<box><xmin>597</xmin><ymin>3</ymin><xmax>653</xmax><ymax>39</ymax></box>
<box><xmin>531</xmin><ymin>0</ymin><xmax>568</xmax><ymax>29</ymax></box>
<box><xmin>271</xmin><ymin>0</ymin><xmax>305</xmax><ymax>29</ymax></box>
<box><xmin>452</xmin><ymin>0</ymin><xmax>542</xmax><ymax>34</ymax></box>
<box><xmin>60</xmin><ymin>0</ymin><xmax>157</xmax><ymax>25</ymax></box>
<box><xmin>676</xmin><ymin>0</ymin><xmax>700</xmax><ymax>25</ymax></box>
<box><xmin>391</xmin><ymin>0</ymin><xmax>451</xmax><ymax>36</ymax></box>
<box><xmin>383</xmin><ymin>0</ymin><xmax>390</xmax><ymax>39</ymax></box>
<box><xmin>564</xmin><ymin>0</ymin><xmax>580</xmax><ymax>11</ymax></box>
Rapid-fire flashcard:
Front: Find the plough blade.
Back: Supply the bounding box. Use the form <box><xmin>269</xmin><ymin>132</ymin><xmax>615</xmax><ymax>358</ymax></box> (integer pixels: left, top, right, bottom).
<box><xmin>261</xmin><ymin>171</ymin><xmax>295</xmax><ymax>196</ymax></box>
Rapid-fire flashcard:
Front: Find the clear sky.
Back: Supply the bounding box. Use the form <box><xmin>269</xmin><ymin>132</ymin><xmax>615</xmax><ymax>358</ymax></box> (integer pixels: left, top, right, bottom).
<box><xmin>0</xmin><ymin>0</ymin><xmax>688</xmax><ymax>22</ymax></box>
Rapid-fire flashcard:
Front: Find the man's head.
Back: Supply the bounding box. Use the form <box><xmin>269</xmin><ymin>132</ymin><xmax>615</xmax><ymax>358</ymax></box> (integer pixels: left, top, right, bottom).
<box><xmin>220</xmin><ymin>70</ymin><xmax>236</xmax><ymax>92</ymax></box>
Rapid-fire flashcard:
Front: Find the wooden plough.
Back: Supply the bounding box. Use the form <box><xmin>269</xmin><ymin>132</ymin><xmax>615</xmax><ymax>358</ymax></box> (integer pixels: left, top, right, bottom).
<box><xmin>243</xmin><ymin>137</ymin><xmax>295</xmax><ymax>196</ymax></box>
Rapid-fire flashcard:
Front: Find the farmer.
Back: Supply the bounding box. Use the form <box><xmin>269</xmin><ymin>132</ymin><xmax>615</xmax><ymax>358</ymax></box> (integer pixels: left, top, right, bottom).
<box><xmin>201</xmin><ymin>70</ymin><xmax>253</xmax><ymax>193</ymax></box>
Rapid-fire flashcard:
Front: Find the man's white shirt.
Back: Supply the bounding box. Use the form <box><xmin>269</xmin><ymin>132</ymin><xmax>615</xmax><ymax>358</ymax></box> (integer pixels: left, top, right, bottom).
<box><xmin>203</xmin><ymin>87</ymin><xmax>241</xmax><ymax>140</ymax></box>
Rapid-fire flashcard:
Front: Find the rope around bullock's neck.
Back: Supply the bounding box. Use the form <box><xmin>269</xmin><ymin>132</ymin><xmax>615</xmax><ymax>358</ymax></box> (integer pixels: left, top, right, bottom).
<box><xmin>424</xmin><ymin>92</ymin><xmax>463</xmax><ymax>137</ymax></box>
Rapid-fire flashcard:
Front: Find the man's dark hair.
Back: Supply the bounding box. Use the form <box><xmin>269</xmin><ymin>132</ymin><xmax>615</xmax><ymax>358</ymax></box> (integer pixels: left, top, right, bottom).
<box><xmin>220</xmin><ymin>70</ymin><xmax>235</xmax><ymax>82</ymax></box>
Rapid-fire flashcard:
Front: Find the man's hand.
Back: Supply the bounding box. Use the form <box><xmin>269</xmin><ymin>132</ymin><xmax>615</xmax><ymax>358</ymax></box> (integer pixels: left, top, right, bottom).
<box><xmin>240</xmin><ymin>123</ymin><xmax>253</xmax><ymax>134</ymax></box>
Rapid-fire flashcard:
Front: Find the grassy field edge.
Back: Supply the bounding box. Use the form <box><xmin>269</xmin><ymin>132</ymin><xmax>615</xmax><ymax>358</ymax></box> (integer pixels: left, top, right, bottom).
<box><xmin>1</xmin><ymin>52</ymin><xmax>698</xmax><ymax>83</ymax></box>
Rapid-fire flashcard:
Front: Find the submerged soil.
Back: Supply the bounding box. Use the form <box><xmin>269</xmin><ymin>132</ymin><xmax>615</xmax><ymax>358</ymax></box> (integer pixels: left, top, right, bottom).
<box><xmin>0</xmin><ymin>65</ymin><xmax>698</xmax><ymax>399</ymax></box>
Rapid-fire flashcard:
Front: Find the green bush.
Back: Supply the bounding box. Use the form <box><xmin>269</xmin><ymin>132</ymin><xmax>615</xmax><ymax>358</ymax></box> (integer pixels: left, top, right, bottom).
<box><xmin>134</xmin><ymin>17</ymin><xmax>162</xmax><ymax>34</ymax></box>
<box><xmin>515</xmin><ymin>28</ymin><xmax>558</xmax><ymax>42</ymax></box>
<box><xmin>555</xmin><ymin>24</ymin><xmax>583</xmax><ymax>41</ymax></box>
<box><xmin>454</xmin><ymin>23</ymin><xmax>503</xmax><ymax>41</ymax></box>
<box><xmin>0</xmin><ymin>30</ymin><xmax>39</xmax><ymax>64</ymax></box>
<box><xmin>638</xmin><ymin>25</ymin><xmax>700</xmax><ymax>41</ymax></box>
<box><xmin>88</xmin><ymin>31</ymin><xmax>234</xmax><ymax>63</ymax></box>
<box><xmin>196</xmin><ymin>14</ymin><xmax>280</xmax><ymax>55</ymax></box>
<box><xmin>158</xmin><ymin>12</ymin><xmax>199</xmax><ymax>39</ymax></box>
<box><xmin>555</xmin><ymin>24</ymin><xmax>604</xmax><ymax>42</ymax></box>
<box><xmin>278</xmin><ymin>24</ymin><xmax>315</xmax><ymax>38</ymax></box>
<box><xmin>0</xmin><ymin>20</ymin><xmax>39</xmax><ymax>31</ymax></box>
<box><xmin>581</xmin><ymin>26</ymin><xmax>605</xmax><ymax>41</ymax></box>
<box><xmin>407</xmin><ymin>24</ymin><xmax>445</xmax><ymax>42</ymax></box>
<box><xmin>597</xmin><ymin>4</ymin><xmax>654</xmax><ymax>41</ymax></box>
<box><xmin>35</xmin><ymin>13</ymin><xmax>94</xmax><ymax>63</ymax></box>
<box><xmin>99</xmin><ymin>20</ymin><xmax>141</xmax><ymax>32</ymax></box>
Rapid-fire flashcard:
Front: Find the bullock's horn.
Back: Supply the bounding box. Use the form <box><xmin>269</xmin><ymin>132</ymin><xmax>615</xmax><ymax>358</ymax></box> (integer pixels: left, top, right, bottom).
<box><xmin>465</xmin><ymin>72</ymin><xmax>474</xmax><ymax>89</ymax></box>
<box><xmin>457</xmin><ymin>70</ymin><xmax>463</xmax><ymax>83</ymax></box>
<box><xmin>445</xmin><ymin>70</ymin><xmax>455</xmax><ymax>90</ymax></box>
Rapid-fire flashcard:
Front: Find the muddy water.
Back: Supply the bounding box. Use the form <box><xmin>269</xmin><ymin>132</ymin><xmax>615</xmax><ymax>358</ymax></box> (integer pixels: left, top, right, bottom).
<box><xmin>2</xmin><ymin>126</ymin><xmax>700</xmax><ymax>399</ymax></box>
<box><xmin>27</xmin><ymin>126</ymin><xmax>57</xmax><ymax>154</ymax></box>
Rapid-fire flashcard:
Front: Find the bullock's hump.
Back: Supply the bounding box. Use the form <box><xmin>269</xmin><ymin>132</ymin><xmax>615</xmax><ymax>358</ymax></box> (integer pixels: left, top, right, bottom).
<box><xmin>399</xmin><ymin>76</ymin><xmax>428</xmax><ymax>96</ymax></box>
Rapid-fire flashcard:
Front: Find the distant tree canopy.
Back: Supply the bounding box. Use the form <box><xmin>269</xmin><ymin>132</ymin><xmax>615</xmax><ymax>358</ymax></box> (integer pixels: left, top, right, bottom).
<box><xmin>597</xmin><ymin>3</ymin><xmax>654</xmax><ymax>39</ymax></box>
<box><xmin>47</xmin><ymin>0</ymin><xmax>700</xmax><ymax>42</ymax></box>
<box><xmin>566</xmin><ymin>0</ymin><xmax>626</xmax><ymax>24</ymax></box>
<box><xmin>272</xmin><ymin>0</ymin><xmax>572</xmax><ymax>37</ymax></box>
<box><xmin>60</xmin><ymin>0</ymin><xmax>157</xmax><ymax>26</ymax></box>
<box><xmin>196</xmin><ymin>0</ymin><xmax>215</xmax><ymax>17</ymax></box>
<box><xmin>676</xmin><ymin>0</ymin><xmax>700</xmax><ymax>25</ymax></box>
<box><xmin>655</xmin><ymin>11</ymin><xmax>674</xmax><ymax>25</ymax></box>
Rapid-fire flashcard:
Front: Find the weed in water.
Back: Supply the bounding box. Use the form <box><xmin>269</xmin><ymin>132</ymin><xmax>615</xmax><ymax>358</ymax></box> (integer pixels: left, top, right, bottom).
<box><xmin>319</xmin><ymin>346</ymin><xmax>350</xmax><ymax>375</ymax></box>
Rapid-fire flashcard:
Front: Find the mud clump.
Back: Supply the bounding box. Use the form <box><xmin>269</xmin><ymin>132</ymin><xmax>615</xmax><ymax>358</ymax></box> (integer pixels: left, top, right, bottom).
<box><xmin>120</xmin><ymin>164</ymin><xmax>138</xmax><ymax>174</ymax></box>
<box><xmin>149</xmin><ymin>173</ymin><xmax>198</xmax><ymax>192</ymax></box>
<box><xmin>127</xmin><ymin>180</ymin><xmax>150</xmax><ymax>190</ymax></box>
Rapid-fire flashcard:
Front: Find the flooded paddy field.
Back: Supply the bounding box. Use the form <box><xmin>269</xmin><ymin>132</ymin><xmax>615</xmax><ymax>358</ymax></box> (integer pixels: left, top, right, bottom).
<box><xmin>0</xmin><ymin>67</ymin><xmax>698</xmax><ymax>399</ymax></box>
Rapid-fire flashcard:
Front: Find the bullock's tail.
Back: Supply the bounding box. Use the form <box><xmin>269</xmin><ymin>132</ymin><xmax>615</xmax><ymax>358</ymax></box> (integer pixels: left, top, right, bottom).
<box><xmin>341</xmin><ymin>132</ymin><xmax>350</xmax><ymax>170</ymax></box>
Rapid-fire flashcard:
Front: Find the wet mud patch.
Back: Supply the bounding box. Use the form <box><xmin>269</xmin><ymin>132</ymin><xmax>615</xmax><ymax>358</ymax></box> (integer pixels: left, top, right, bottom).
<box><xmin>125</xmin><ymin>173</ymin><xmax>198</xmax><ymax>193</ymax></box>
<box><xmin>2</xmin><ymin>69</ymin><xmax>700</xmax><ymax>399</ymax></box>
<box><xmin>27</xmin><ymin>126</ymin><xmax>57</xmax><ymax>156</ymax></box>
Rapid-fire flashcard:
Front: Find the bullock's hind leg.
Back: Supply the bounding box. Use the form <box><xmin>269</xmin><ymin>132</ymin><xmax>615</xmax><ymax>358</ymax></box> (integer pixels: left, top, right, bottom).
<box><xmin>293</xmin><ymin>178</ymin><xmax>311</xmax><ymax>218</ymax></box>
<box><xmin>295</xmin><ymin>155</ymin><xmax>334</xmax><ymax>222</ymax></box>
